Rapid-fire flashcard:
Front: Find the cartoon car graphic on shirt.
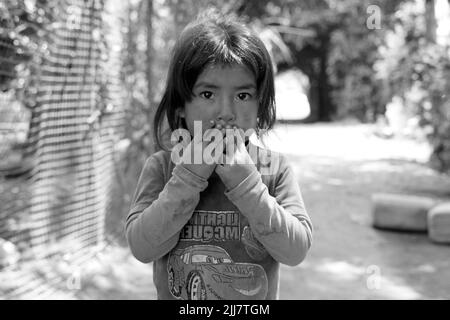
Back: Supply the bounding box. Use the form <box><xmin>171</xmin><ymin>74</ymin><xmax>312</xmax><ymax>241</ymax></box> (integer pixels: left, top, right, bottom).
<box><xmin>167</xmin><ymin>245</ymin><xmax>268</xmax><ymax>300</ymax></box>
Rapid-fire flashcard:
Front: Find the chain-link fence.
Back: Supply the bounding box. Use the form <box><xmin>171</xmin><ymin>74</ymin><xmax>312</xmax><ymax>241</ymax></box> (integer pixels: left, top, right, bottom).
<box><xmin>0</xmin><ymin>0</ymin><xmax>126</xmax><ymax>298</ymax></box>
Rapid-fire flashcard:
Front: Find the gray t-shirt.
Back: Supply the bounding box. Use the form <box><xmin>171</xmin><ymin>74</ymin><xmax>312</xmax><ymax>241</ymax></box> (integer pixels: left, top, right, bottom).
<box><xmin>126</xmin><ymin>143</ymin><xmax>313</xmax><ymax>300</ymax></box>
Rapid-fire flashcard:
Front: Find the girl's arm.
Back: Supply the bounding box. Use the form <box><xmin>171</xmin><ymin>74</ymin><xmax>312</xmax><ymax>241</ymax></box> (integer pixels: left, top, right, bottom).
<box><xmin>125</xmin><ymin>153</ymin><xmax>208</xmax><ymax>263</ymax></box>
<box><xmin>224</xmin><ymin>153</ymin><xmax>313</xmax><ymax>266</ymax></box>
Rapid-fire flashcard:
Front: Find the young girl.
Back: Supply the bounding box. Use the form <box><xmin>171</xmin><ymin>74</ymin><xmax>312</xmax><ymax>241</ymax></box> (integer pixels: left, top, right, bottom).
<box><xmin>125</xmin><ymin>10</ymin><xmax>312</xmax><ymax>300</ymax></box>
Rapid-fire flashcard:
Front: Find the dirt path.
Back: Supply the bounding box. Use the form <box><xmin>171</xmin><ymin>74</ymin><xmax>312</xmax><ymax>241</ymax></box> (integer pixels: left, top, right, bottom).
<box><xmin>73</xmin><ymin>123</ymin><xmax>450</xmax><ymax>300</ymax></box>
<box><xmin>271</xmin><ymin>123</ymin><xmax>450</xmax><ymax>299</ymax></box>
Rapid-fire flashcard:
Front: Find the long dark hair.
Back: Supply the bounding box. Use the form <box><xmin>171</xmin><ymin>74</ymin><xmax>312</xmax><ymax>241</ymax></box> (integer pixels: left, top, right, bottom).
<box><xmin>154</xmin><ymin>9</ymin><xmax>276</xmax><ymax>150</ymax></box>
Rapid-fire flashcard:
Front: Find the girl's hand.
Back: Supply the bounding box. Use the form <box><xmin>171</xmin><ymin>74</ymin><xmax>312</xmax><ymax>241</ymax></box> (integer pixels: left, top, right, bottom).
<box><xmin>180</xmin><ymin>138</ymin><xmax>217</xmax><ymax>180</ymax></box>
<box><xmin>215</xmin><ymin>126</ymin><xmax>257</xmax><ymax>190</ymax></box>
<box><xmin>178</xmin><ymin>121</ymin><xmax>218</xmax><ymax>180</ymax></box>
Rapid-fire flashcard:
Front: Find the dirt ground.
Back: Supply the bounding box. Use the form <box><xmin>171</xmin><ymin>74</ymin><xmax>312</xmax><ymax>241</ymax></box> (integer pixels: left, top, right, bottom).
<box><xmin>268</xmin><ymin>122</ymin><xmax>450</xmax><ymax>299</ymax></box>
<box><xmin>14</xmin><ymin>122</ymin><xmax>450</xmax><ymax>300</ymax></box>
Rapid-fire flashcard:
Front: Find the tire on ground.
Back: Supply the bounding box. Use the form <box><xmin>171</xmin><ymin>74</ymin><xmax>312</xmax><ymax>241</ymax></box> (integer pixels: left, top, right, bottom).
<box><xmin>428</xmin><ymin>202</ymin><xmax>450</xmax><ymax>244</ymax></box>
<box><xmin>371</xmin><ymin>193</ymin><xmax>435</xmax><ymax>231</ymax></box>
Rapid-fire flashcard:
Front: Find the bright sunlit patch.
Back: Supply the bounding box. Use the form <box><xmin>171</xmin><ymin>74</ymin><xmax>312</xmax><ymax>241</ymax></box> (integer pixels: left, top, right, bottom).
<box><xmin>354</xmin><ymin>161</ymin><xmax>440</xmax><ymax>177</ymax></box>
<box><xmin>275</xmin><ymin>69</ymin><xmax>310</xmax><ymax>121</ymax></box>
<box><xmin>413</xmin><ymin>264</ymin><xmax>436</xmax><ymax>273</ymax></box>
<box><xmin>354</xmin><ymin>162</ymin><xmax>409</xmax><ymax>173</ymax></box>
<box><xmin>325</xmin><ymin>178</ymin><xmax>344</xmax><ymax>186</ymax></box>
<box><xmin>436</xmin><ymin>0</ymin><xmax>450</xmax><ymax>46</ymax></box>
<box><xmin>315</xmin><ymin>260</ymin><xmax>365</xmax><ymax>281</ymax></box>
<box><xmin>314</xmin><ymin>260</ymin><xmax>423</xmax><ymax>299</ymax></box>
<box><xmin>376</xmin><ymin>277</ymin><xmax>422</xmax><ymax>300</ymax></box>
<box><xmin>264</xmin><ymin>123</ymin><xmax>432</xmax><ymax>162</ymax></box>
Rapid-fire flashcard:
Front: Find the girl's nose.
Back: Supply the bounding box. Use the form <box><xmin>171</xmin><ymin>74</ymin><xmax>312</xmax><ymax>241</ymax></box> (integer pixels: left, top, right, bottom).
<box><xmin>216</xmin><ymin>96</ymin><xmax>235</xmax><ymax>123</ymax></box>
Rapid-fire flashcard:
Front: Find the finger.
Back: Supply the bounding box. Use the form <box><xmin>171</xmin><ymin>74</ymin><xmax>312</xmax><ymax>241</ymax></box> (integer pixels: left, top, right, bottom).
<box><xmin>203</xmin><ymin>127</ymin><xmax>220</xmax><ymax>141</ymax></box>
<box><xmin>224</xmin><ymin>125</ymin><xmax>232</xmax><ymax>140</ymax></box>
<box><xmin>215</xmin><ymin>119</ymin><xmax>226</xmax><ymax>129</ymax></box>
<box><xmin>215</xmin><ymin>162</ymin><xmax>226</xmax><ymax>173</ymax></box>
<box><xmin>203</xmin><ymin>129</ymin><xmax>224</xmax><ymax>164</ymax></box>
<box><xmin>224</xmin><ymin>125</ymin><xmax>234</xmax><ymax>139</ymax></box>
<box><xmin>237</xmin><ymin>127</ymin><xmax>245</xmax><ymax>141</ymax></box>
<box><xmin>222</xmin><ymin>134</ymin><xmax>235</xmax><ymax>160</ymax></box>
<box><xmin>230</xmin><ymin>125</ymin><xmax>244</xmax><ymax>142</ymax></box>
<box><xmin>222</xmin><ymin>133</ymin><xmax>229</xmax><ymax>154</ymax></box>
<box><xmin>235</xmin><ymin>128</ymin><xmax>246</xmax><ymax>151</ymax></box>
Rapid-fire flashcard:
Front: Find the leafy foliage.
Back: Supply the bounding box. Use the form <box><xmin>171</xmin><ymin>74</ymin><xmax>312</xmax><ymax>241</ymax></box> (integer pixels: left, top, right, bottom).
<box><xmin>390</xmin><ymin>41</ymin><xmax>450</xmax><ymax>172</ymax></box>
<box><xmin>0</xmin><ymin>0</ymin><xmax>61</xmax><ymax>92</ymax></box>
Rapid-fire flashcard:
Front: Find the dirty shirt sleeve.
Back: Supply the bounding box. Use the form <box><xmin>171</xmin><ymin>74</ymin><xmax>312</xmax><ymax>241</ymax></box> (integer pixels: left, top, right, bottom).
<box><xmin>125</xmin><ymin>154</ymin><xmax>208</xmax><ymax>263</ymax></box>
<box><xmin>225</xmin><ymin>154</ymin><xmax>313</xmax><ymax>266</ymax></box>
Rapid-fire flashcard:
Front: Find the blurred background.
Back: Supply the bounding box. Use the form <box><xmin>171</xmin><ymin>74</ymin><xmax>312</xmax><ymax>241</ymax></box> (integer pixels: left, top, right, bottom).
<box><xmin>0</xmin><ymin>0</ymin><xmax>449</xmax><ymax>299</ymax></box>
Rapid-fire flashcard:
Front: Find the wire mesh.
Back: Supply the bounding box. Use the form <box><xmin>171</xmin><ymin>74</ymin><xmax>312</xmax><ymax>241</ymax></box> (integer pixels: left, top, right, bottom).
<box><xmin>0</xmin><ymin>0</ymin><xmax>126</xmax><ymax>299</ymax></box>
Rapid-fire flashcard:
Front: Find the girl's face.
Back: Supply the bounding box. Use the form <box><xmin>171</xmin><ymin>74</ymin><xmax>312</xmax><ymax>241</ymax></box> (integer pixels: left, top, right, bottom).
<box><xmin>180</xmin><ymin>64</ymin><xmax>259</xmax><ymax>135</ymax></box>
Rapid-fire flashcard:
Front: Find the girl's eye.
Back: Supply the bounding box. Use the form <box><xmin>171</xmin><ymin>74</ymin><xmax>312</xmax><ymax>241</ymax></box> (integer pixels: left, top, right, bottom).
<box><xmin>199</xmin><ymin>91</ymin><xmax>214</xmax><ymax>99</ymax></box>
<box><xmin>237</xmin><ymin>93</ymin><xmax>252</xmax><ymax>101</ymax></box>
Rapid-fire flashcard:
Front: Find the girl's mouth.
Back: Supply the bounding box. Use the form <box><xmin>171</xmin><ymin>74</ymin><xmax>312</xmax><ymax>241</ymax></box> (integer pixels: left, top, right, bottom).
<box><xmin>208</xmin><ymin>119</ymin><xmax>250</xmax><ymax>151</ymax></box>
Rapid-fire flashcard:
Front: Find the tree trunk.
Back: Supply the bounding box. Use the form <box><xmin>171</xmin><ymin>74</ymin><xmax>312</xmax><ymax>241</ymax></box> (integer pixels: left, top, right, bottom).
<box><xmin>317</xmin><ymin>33</ymin><xmax>332</xmax><ymax>121</ymax></box>
<box><xmin>425</xmin><ymin>0</ymin><xmax>437</xmax><ymax>43</ymax></box>
<box><xmin>146</xmin><ymin>0</ymin><xmax>156</xmax><ymax>155</ymax></box>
